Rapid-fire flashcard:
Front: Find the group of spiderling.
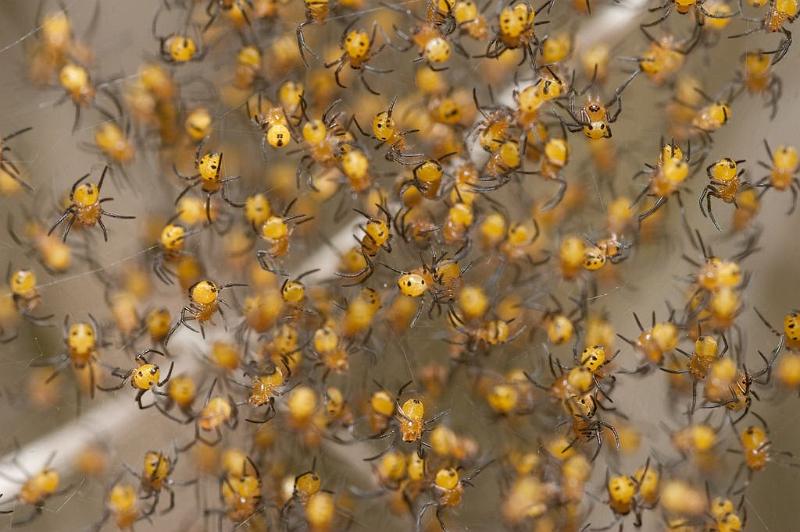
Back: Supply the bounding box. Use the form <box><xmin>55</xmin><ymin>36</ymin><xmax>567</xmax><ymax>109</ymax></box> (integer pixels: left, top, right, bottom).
<box><xmin>0</xmin><ymin>0</ymin><xmax>799</xmax><ymax>529</ymax></box>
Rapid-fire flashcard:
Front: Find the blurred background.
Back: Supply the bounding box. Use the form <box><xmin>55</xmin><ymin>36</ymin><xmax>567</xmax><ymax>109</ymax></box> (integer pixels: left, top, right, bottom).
<box><xmin>0</xmin><ymin>0</ymin><xmax>799</xmax><ymax>530</ymax></box>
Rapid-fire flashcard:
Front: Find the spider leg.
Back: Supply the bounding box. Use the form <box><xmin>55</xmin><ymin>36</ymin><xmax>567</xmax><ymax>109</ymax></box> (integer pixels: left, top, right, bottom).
<box><xmin>174</xmin><ymin>181</ymin><xmax>200</xmax><ymax>205</ymax></box>
<box><xmin>296</xmin><ymin>20</ymin><xmax>319</xmax><ymax>67</ymax></box>
<box><xmin>47</xmin><ymin>209</ymin><xmax>74</xmax><ymax>238</ymax></box>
